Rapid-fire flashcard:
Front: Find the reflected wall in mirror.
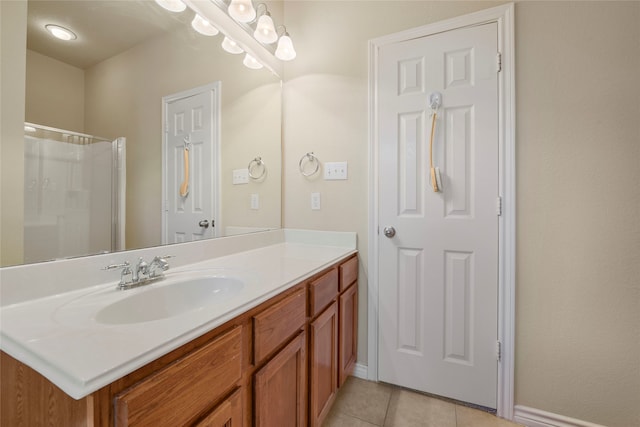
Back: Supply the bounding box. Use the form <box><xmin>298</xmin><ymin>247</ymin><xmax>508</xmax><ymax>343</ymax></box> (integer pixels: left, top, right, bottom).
<box><xmin>2</xmin><ymin>0</ymin><xmax>283</xmax><ymax>267</ymax></box>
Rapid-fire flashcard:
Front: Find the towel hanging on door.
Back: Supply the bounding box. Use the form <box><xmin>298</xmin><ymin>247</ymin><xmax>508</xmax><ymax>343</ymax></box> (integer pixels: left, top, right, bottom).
<box><xmin>428</xmin><ymin>92</ymin><xmax>443</xmax><ymax>193</ymax></box>
<box><xmin>179</xmin><ymin>136</ymin><xmax>190</xmax><ymax>197</ymax></box>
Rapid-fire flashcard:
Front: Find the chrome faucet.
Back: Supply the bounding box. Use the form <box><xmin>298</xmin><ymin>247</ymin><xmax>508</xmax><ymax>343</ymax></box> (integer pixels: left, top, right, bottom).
<box><xmin>104</xmin><ymin>256</ymin><xmax>173</xmax><ymax>290</ymax></box>
<box><xmin>147</xmin><ymin>256</ymin><xmax>171</xmax><ymax>278</ymax></box>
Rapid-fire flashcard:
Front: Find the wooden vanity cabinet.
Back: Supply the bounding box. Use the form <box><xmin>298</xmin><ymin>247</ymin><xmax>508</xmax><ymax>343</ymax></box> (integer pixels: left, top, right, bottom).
<box><xmin>0</xmin><ymin>254</ymin><xmax>358</xmax><ymax>427</ymax></box>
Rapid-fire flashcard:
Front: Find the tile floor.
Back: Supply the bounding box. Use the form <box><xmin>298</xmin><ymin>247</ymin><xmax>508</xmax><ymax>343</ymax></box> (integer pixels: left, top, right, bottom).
<box><xmin>322</xmin><ymin>377</ymin><xmax>523</xmax><ymax>427</ymax></box>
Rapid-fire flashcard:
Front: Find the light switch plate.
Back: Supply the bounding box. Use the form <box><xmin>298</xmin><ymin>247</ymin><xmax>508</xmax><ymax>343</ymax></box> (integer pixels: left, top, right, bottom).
<box><xmin>311</xmin><ymin>192</ymin><xmax>321</xmax><ymax>210</ymax></box>
<box><xmin>324</xmin><ymin>162</ymin><xmax>348</xmax><ymax>180</ymax></box>
<box><xmin>251</xmin><ymin>193</ymin><xmax>259</xmax><ymax>210</ymax></box>
<box><xmin>233</xmin><ymin>169</ymin><xmax>249</xmax><ymax>185</ymax></box>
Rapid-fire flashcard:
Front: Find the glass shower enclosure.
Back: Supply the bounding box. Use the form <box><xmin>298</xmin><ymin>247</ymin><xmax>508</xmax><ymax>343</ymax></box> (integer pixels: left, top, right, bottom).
<box><xmin>23</xmin><ymin>123</ymin><xmax>125</xmax><ymax>263</ymax></box>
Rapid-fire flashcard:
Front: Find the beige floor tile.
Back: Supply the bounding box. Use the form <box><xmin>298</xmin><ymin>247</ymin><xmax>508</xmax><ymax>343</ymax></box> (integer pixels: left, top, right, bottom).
<box><xmin>331</xmin><ymin>377</ymin><xmax>393</xmax><ymax>426</ymax></box>
<box><xmin>383</xmin><ymin>389</ymin><xmax>456</xmax><ymax>427</ymax></box>
<box><xmin>455</xmin><ymin>405</ymin><xmax>524</xmax><ymax>427</ymax></box>
<box><xmin>322</xmin><ymin>411</ymin><xmax>381</xmax><ymax>427</ymax></box>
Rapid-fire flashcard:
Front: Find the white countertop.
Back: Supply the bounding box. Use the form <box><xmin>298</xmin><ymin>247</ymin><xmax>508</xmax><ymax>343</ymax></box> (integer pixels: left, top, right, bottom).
<box><xmin>0</xmin><ymin>231</ymin><xmax>356</xmax><ymax>400</ymax></box>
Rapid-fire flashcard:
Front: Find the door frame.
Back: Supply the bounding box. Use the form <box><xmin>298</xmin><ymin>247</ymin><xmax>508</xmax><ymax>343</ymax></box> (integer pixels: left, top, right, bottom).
<box><xmin>161</xmin><ymin>82</ymin><xmax>221</xmax><ymax>243</ymax></box>
<box><xmin>367</xmin><ymin>3</ymin><xmax>516</xmax><ymax>419</ymax></box>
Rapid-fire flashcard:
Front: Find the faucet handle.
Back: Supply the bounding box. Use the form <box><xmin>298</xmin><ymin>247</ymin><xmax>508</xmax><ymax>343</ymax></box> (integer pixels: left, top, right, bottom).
<box><xmin>102</xmin><ymin>261</ymin><xmax>130</xmax><ymax>271</ymax></box>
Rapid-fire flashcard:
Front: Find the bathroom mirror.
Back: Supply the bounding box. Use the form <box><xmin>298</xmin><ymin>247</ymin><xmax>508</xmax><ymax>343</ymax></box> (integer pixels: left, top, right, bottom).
<box><xmin>6</xmin><ymin>0</ymin><xmax>282</xmax><ymax>266</ymax></box>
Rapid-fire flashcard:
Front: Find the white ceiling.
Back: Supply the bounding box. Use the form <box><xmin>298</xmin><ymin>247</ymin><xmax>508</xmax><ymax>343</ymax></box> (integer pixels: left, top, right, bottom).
<box><xmin>27</xmin><ymin>0</ymin><xmax>189</xmax><ymax>69</ymax></box>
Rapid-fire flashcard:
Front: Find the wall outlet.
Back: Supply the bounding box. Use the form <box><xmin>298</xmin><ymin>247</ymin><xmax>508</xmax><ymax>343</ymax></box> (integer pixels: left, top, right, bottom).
<box><xmin>311</xmin><ymin>192</ymin><xmax>321</xmax><ymax>210</ymax></box>
<box><xmin>251</xmin><ymin>193</ymin><xmax>259</xmax><ymax>210</ymax></box>
<box><xmin>324</xmin><ymin>162</ymin><xmax>348</xmax><ymax>180</ymax></box>
<box><xmin>233</xmin><ymin>169</ymin><xmax>249</xmax><ymax>185</ymax></box>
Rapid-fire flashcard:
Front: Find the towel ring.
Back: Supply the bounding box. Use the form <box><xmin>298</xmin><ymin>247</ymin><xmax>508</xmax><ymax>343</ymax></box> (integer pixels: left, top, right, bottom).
<box><xmin>248</xmin><ymin>156</ymin><xmax>266</xmax><ymax>180</ymax></box>
<box><xmin>299</xmin><ymin>152</ymin><xmax>320</xmax><ymax>177</ymax></box>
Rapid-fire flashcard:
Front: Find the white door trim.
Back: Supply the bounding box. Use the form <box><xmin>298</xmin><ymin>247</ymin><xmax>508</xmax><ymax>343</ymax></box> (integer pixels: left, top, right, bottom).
<box><xmin>161</xmin><ymin>82</ymin><xmax>222</xmax><ymax>243</ymax></box>
<box><xmin>367</xmin><ymin>3</ymin><xmax>516</xmax><ymax>419</ymax></box>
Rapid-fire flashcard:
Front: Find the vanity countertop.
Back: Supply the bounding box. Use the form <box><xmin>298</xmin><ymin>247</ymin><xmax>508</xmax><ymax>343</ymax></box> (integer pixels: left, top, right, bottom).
<box><xmin>0</xmin><ymin>232</ymin><xmax>356</xmax><ymax>400</ymax></box>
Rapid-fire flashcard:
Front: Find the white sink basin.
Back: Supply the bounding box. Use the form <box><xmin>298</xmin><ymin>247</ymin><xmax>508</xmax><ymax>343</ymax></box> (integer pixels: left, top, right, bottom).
<box><xmin>94</xmin><ymin>275</ymin><xmax>245</xmax><ymax>325</ymax></box>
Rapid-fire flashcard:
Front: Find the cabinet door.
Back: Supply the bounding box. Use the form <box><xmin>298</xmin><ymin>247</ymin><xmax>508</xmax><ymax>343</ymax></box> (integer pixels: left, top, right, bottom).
<box><xmin>254</xmin><ymin>332</ymin><xmax>307</xmax><ymax>427</ymax></box>
<box><xmin>196</xmin><ymin>388</ymin><xmax>243</xmax><ymax>427</ymax></box>
<box><xmin>339</xmin><ymin>283</ymin><xmax>358</xmax><ymax>387</ymax></box>
<box><xmin>309</xmin><ymin>301</ymin><xmax>338</xmax><ymax>427</ymax></box>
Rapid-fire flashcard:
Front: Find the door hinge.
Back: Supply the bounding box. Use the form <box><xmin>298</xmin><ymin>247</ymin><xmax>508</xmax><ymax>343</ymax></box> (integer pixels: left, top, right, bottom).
<box><xmin>497</xmin><ymin>52</ymin><xmax>502</xmax><ymax>73</ymax></box>
<box><xmin>496</xmin><ymin>341</ymin><xmax>502</xmax><ymax>362</ymax></box>
<box><xmin>496</xmin><ymin>196</ymin><xmax>503</xmax><ymax>216</ymax></box>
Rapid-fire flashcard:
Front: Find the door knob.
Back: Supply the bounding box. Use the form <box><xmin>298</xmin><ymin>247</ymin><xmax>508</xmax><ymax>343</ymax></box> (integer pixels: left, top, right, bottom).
<box><xmin>383</xmin><ymin>226</ymin><xmax>396</xmax><ymax>238</ymax></box>
<box><xmin>198</xmin><ymin>220</ymin><xmax>209</xmax><ymax>228</ymax></box>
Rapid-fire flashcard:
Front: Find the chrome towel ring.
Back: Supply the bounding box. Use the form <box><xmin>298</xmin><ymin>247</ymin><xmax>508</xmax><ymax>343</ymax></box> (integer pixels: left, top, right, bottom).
<box><xmin>248</xmin><ymin>156</ymin><xmax>266</xmax><ymax>180</ymax></box>
<box><xmin>299</xmin><ymin>152</ymin><xmax>320</xmax><ymax>177</ymax></box>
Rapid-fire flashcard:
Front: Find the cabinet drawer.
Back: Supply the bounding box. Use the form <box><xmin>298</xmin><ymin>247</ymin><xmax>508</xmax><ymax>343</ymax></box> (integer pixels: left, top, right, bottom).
<box><xmin>254</xmin><ymin>289</ymin><xmax>306</xmax><ymax>364</ymax></box>
<box><xmin>196</xmin><ymin>388</ymin><xmax>243</xmax><ymax>427</ymax></box>
<box><xmin>115</xmin><ymin>327</ymin><xmax>243</xmax><ymax>427</ymax></box>
<box><xmin>309</xmin><ymin>268</ymin><xmax>339</xmax><ymax>317</ymax></box>
<box><xmin>339</xmin><ymin>256</ymin><xmax>358</xmax><ymax>292</ymax></box>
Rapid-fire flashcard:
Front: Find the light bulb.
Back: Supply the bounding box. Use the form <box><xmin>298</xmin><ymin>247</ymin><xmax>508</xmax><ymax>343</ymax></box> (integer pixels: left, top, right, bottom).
<box><xmin>253</xmin><ymin>13</ymin><xmax>277</xmax><ymax>44</ymax></box>
<box><xmin>243</xmin><ymin>53</ymin><xmax>263</xmax><ymax>70</ymax></box>
<box><xmin>154</xmin><ymin>0</ymin><xmax>186</xmax><ymax>13</ymax></box>
<box><xmin>228</xmin><ymin>0</ymin><xmax>256</xmax><ymax>23</ymax></box>
<box><xmin>45</xmin><ymin>24</ymin><xmax>76</xmax><ymax>41</ymax></box>
<box><xmin>191</xmin><ymin>14</ymin><xmax>219</xmax><ymax>36</ymax></box>
<box><xmin>275</xmin><ymin>34</ymin><xmax>296</xmax><ymax>61</ymax></box>
<box><xmin>221</xmin><ymin>37</ymin><xmax>244</xmax><ymax>54</ymax></box>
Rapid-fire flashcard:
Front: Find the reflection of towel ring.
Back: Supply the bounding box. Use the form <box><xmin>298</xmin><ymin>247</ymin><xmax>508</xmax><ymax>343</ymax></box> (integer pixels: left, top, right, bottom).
<box><xmin>299</xmin><ymin>152</ymin><xmax>320</xmax><ymax>177</ymax></box>
<box><xmin>248</xmin><ymin>156</ymin><xmax>266</xmax><ymax>180</ymax></box>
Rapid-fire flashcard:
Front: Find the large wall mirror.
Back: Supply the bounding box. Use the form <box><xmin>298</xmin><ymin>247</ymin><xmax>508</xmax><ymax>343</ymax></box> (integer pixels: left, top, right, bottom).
<box><xmin>5</xmin><ymin>0</ymin><xmax>282</xmax><ymax>267</ymax></box>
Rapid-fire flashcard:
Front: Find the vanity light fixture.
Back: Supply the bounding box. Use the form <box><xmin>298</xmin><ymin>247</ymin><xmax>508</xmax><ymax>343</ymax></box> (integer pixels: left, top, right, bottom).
<box><xmin>45</xmin><ymin>24</ymin><xmax>77</xmax><ymax>41</ymax></box>
<box><xmin>221</xmin><ymin>36</ymin><xmax>244</xmax><ymax>54</ymax></box>
<box><xmin>253</xmin><ymin>4</ymin><xmax>277</xmax><ymax>44</ymax></box>
<box><xmin>154</xmin><ymin>0</ymin><xmax>187</xmax><ymax>13</ymax></box>
<box><xmin>191</xmin><ymin>14</ymin><xmax>219</xmax><ymax>36</ymax></box>
<box><xmin>275</xmin><ymin>26</ymin><xmax>296</xmax><ymax>61</ymax></box>
<box><xmin>243</xmin><ymin>53</ymin><xmax>263</xmax><ymax>70</ymax></box>
<box><xmin>228</xmin><ymin>0</ymin><xmax>256</xmax><ymax>23</ymax></box>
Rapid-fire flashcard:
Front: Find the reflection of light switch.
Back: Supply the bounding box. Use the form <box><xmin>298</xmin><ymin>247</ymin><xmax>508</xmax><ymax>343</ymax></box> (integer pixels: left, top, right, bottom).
<box><xmin>311</xmin><ymin>192</ymin><xmax>321</xmax><ymax>210</ymax></box>
<box><xmin>251</xmin><ymin>193</ymin><xmax>259</xmax><ymax>210</ymax></box>
<box><xmin>233</xmin><ymin>169</ymin><xmax>249</xmax><ymax>184</ymax></box>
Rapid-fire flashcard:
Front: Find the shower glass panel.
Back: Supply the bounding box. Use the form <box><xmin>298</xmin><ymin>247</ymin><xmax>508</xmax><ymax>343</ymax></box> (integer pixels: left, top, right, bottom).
<box><xmin>23</xmin><ymin>123</ymin><xmax>125</xmax><ymax>263</ymax></box>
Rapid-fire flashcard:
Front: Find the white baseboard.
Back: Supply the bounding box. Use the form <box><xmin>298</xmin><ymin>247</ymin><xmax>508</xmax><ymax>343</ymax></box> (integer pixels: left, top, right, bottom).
<box><xmin>514</xmin><ymin>405</ymin><xmax>607</xmax><ymax>427</ymax></box>
<box><xmin>352</xmin><ymin>363</ymin><xmax>368</xmax><ymax>380</ymax></box>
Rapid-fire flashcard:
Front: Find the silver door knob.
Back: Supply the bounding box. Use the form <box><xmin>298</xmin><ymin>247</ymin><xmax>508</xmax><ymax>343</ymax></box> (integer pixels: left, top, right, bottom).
<box><xmin>383</xmin><ymin>226</ymin><xmax>396</xmax><ymax>238</ymax></box>
<box><xmin>198</xmin><ymin>220</ymin><xmax>209</xmax><ymax>228</ymax></box>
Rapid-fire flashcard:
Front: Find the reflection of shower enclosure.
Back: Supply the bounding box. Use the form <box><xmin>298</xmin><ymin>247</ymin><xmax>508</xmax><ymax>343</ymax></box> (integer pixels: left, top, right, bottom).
<box><xmin>23</xmin><ymin>123</ymin><xmax>125</xmax><ymax>263</ymax></box>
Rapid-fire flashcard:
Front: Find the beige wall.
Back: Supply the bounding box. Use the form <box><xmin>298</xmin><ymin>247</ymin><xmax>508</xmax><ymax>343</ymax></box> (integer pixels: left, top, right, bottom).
<box><xmin>84</xmin><ymin>25</ymin><xmax>281</xmax><ymax>250</ymax></box>
<box><xmin>25</xmin><ymin>50</ymin><xmax>85</xmax><ymax>132</ymax></box>
<box><xmin>514</xmin><ymin>2</ymin><xmax>639</xmax><ymax>425</ymax></box>
<box><xmin>0</xmin><ymin>0</ymin><xmax>27</xmax><ymax>266</ymax></box>
<box><xmin>282</xmin><ymin>1</ymin><xmax>639</xmax><ymax>426</ymax></box>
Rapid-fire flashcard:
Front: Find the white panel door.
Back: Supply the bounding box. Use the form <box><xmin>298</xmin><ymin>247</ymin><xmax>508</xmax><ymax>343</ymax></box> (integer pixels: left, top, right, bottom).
<box><xmin>378</xmin><ymin>23</ymin><xmax>499</xmax><ymax>408</ymax></box>
<box><xmin>163</xmin><ymin>83</ymin><xmax>219</xmax><ymax>244</ymax></box>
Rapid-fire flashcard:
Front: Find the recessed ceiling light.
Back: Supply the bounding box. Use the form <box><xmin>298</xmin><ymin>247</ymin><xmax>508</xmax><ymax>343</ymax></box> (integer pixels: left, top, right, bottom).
<box><xmin>45</xmin><ymin>24</ymin><xmax>77</xmax><ymax>41</ymax></box>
